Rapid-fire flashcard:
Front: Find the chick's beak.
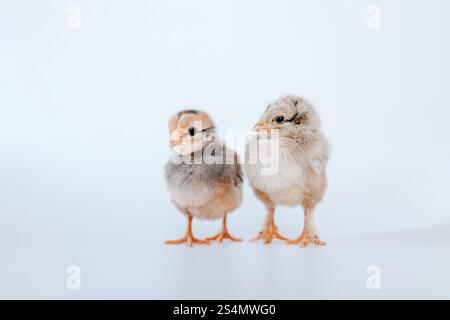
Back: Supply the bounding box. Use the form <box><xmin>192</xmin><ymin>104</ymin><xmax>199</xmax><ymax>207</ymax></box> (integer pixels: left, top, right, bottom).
<box><xmin>252</xmin><ymin>120</ymin><xmax>271</xmax><ymax>132</ymax></box>
<box><xmin>169</xmin><ymin>140</ymin><xmax>179</xmax><ymax>148</ymax></box>
<box><xmin>169</xmin><ymin>131</ymin><xmax>182</xmax><ymax>148</ymax></box>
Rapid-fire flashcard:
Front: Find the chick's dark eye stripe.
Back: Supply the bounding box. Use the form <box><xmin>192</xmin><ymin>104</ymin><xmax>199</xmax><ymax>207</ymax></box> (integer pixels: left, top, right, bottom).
<box><xmin>201</xmin><ymin>127</ymin><xmax>214</xmax><ymax>133</ymax></box>
<box><xmin>187</xmin><ymin>126</ymin><xmax>214</xmax><ymax>136</ymax></box>
<box><xmin>285</xmin><ymin>113</ymin><xmax>298</xmax><ymax>123</ymax></box>
<box><xmin>199</xmin><ymin>127</ymin><xmax>215</xmax><ymax>135</ymax></box>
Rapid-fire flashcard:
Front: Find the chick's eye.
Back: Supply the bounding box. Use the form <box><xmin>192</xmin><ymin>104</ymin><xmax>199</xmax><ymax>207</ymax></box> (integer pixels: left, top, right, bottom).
<box><xmin>275</xmin><ymin>116</ymin><xmax>285</xmax><ymax>123</ymax></box>
<box><xmin>188</xmin><ymin>127</ymin><xmax>197</xmax><ymax>136</ymax></box>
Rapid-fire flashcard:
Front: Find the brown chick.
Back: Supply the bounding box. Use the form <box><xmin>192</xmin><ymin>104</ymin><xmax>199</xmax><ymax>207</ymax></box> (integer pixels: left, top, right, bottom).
<box><xmin>164</xmin><ymin>110</ymin><xmax>243</xmax><ymax>247</ymax></box>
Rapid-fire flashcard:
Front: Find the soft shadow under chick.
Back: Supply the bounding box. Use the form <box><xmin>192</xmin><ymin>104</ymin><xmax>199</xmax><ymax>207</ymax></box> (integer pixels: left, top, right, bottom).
<box><xmin>165</xmin><ymin>110</ymin><xmax>243</xmax><ymax>247</ymax></box>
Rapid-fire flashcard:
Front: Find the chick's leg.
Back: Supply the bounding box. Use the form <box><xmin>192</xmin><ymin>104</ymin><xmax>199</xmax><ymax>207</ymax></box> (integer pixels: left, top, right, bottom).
<box><xmin>251</xmin><ymin>206</ymin><xmax>290</xmax><ymax>244</ymax></box>
<box><xmin>165</xmin><ymin>214</ymin><xmax>210</xmax><ymax>247</ymax></box>
<box><xmin>288</xmin><ymin>206</ymin><xmax>326</xmax><ymax>247</ymax></box>
<box><xmin>205</xmin><ymin>214</ymin><xmax>242</xmax><ymax>243</ymax></box>
<box><xmin>251</xmin><ymin>190</ymin><xmax>289</xmax><ymax>244</ymax></box>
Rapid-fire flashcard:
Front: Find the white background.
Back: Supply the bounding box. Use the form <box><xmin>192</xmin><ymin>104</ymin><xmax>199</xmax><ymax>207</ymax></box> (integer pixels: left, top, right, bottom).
<box><xmin>1</xmin><ymin>0</ymin><xmax>450</xmax><ymax>299</ymax></box>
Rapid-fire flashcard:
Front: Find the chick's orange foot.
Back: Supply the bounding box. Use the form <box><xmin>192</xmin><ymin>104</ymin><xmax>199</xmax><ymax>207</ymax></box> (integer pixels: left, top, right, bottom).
<box><xmin>251</xmin><ymin>223</ymin><xmax>290</xmax><ymax>244</ymax></box>
<box><xmin>165</xmin><ymin>235</ymin><xmax>210</xmax><ymax>247</ymax></box>
<box><xmin>165</xmin><ymin>215</ymin><xmax>210</xmax><ymax>247</ymax></box>
<box><xmin>206</xmin><ymin>214</ymin><xmax>242</xmax><ymax>243</ymax></box>
<box><xmin>206</xmin><ymin>230</ymin><xmax>241</xmax><ymax>243</ymax></box>
<box><xmin>287</xmin><ymin>231</ymin><xmax>326</xmax><ymax>247</ymax></box>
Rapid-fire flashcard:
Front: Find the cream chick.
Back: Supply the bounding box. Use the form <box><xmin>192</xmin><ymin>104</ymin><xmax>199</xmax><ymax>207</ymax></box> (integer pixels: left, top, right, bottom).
<box><xmin>165</xmin><ymin>110</ymin><xmax>243</xmax><ymax>247</ymax></box>
<box><xmin>245</xmin><ymin>95</ymin><xmax>329</xmax><ymax>246</ymax></box>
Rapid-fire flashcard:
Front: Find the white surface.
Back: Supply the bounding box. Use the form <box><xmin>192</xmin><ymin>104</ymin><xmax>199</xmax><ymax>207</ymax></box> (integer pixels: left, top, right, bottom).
<box><xmin>3</xmin><ymin>223</ymin><xmax>450</xmax><ymax>299</ymax></box>
<box><xmin>1</xmin><ymin>0</ymin><xmax>450</xmax><ymax>299</ymax></box>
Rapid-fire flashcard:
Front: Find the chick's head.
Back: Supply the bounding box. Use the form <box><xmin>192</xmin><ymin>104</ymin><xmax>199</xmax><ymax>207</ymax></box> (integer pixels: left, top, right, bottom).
<box><xmin>168</xmin><ymin>109</ymin><xmax>216</xmax><ymax>156</ymax></box>
<box><xmin>253</xmin><ymin>95</ymin><xmax>321</xmax><ymax>142</ymax></box>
